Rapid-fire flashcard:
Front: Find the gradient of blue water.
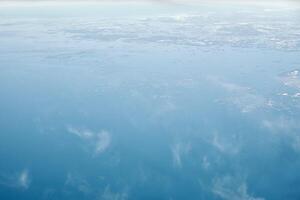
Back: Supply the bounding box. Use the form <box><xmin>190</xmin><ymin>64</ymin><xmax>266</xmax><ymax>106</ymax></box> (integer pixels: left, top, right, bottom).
<box><xmin>1</xmin><ymin>2</ymin><xmax>300</xmax><ymax>200</ymax></box>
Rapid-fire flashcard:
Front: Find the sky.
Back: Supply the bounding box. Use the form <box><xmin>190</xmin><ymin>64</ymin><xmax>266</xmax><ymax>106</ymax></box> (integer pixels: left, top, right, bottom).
<box><xmin>0</xmin><ymin>0</ymin><xmax>298</xmax><ymax>4</ymax></box>
<box><xmin>0</xmin><ymin>0</ymin><xmax>299</xmax><ymax>11</ymax></box>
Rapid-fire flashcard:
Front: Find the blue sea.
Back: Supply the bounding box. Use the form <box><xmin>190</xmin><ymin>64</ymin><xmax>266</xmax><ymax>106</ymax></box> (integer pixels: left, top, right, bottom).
<box><xmin>0</xmin><ymin>1</ymin><xmax>300</xmax><ymax>199</ymax></box>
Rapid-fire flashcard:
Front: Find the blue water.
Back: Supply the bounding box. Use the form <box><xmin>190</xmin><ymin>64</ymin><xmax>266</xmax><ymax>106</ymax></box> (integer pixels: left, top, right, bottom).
<box><xmin>0</xmin><ymin>2</ymin><xmax>300</xmax><ymax>200</ymax></box>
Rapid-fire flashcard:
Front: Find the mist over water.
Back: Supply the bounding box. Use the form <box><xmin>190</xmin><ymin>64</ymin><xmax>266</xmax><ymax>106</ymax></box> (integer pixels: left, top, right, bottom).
<box><xmin>0</xmin><ymin>2</ymin><xmax>300</xmax><ymax>200</ymax></box>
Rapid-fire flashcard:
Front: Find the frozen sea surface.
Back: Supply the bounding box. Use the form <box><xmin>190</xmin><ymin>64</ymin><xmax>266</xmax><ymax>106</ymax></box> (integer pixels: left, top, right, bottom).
<box><xmin>0</xmin><ymin>2</ymin><xmax>300</xmax><ymax>200</ymax></box>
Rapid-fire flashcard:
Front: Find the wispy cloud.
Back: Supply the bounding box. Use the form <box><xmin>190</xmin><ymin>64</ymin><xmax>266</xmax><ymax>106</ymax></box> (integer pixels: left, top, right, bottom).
<box><xmin>18</xmin><ymin>169</ymin><xmax>30</xmax><ymax>189</ymax></box>
<box><xmin>211</xmin><ymin>132</ymin><xmax>240</xmax><ymax>155</ymax></box>
<box><xmin>262</xmin><ymin>117</ymin><xmax>300</xmax><ymax>152</ymax></box>
<box><xmin>95</xmin><ymin>131</ymin><xmax>111</xmax><ymax>154</ymax></box>
<box><xmin>67</xmin><ymin>126</ymin><xmax>111</xmax><ymax>155</ymax></box>
<box><xmin>0</xmin><ymin>169</ymin><xmax>31</xmax><ymax>190</ymax></box>
<box><xmin>202</xmin><ymin>156</ymin><xmax>210</xmax><ymax>169</ymax></box>
<box><xmin>279</xmin><ymin>69</ymin><xmax>300</xmax><ymax>90</ymax></box>
<box><xmin>212</xmin><ymin>175</ymin><xmax>264</xmax><ymax>200</ymax></box>
<box><xmin>208</xmin><ymin>76</ymin><xmax>273</xmax><ymax>113</ymax></box>
<box><xmin>171</xmin><ymin>142</ymin><xmax>191</xmax><ymax>168</ymax></box>
<box><xmin>65</xmin><ymin>172</ymin><xmax>91</xmax><ymax>194</ymax></box>
<box><xmin>101</xmin><ymin>185</ymin><xmax>128</xmax><ymax>200</ymax></box>
<box><xmin>67</xmin><ymin>126</ymin><xmax>94</xmax><ymax>139</ymax></box>
<box><xmin>262</xmin><ymin>117</ymin><xmax>299</xmax><ymax>132</ymax></box>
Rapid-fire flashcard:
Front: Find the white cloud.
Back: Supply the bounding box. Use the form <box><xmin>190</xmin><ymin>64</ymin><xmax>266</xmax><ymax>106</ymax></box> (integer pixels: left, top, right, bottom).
<box><xmin>212</xmin><ymin>175</ymin><xmax>265</xmax><ymax>200</ymax></box>
<box><xmin>65</xmin><ymin>172</ymin><xmax>91</xmax><ymax>194</ymax></box>
<box><xmin>171</xmin><ymin>142</ymin><xmax>191</xmax><ymax>168</ymax></box>
<box><xmin>1</xmin><ymin>1</ymin><xmax>299</xmax><ymax>52</ymax></box>
<box><xmin>211</xmin><ymin>132</ymin><xmax>240</xmax><ymax>155</ymax></box>
<box><xmin>208</xmin><ymin>76</ymin><xmax>272</xmax><ymax>113</ymax></box>
<box><xmin>262</xmin><ymin>117</ymin><xmax>300</xmax><ymax>152</ymax></box>
<box><xmin>279</xmin><ymin>69</ymin><xmax>300</xmax><ymax>89</ymax></box>
<box><xmin>0</xmin><ymin>169</ymin><xmax>31</xmax><ymax>190</ymax></box>
<box><xmin>95</xmin><ymin>131</ymin><xmax>111</xmax><ymax>154</ymax></box>
<box><xmin>18</xmin><ymin>169</ymin><xmax>30</xmax><ymax>189</ymax></box>
<box><xmin>208</xmin><ymin>76</ymin><xmax>250</xmax><ymax>93</ymax></box>
<box><xmin>101</xmin><ymin>185</ymin><xmax>128</xmax><ymax>200</ymax></box>
<box><xmin>67</xmin><ymin>126</ymin><xmax>111</xmax><ymax>155</ymax></box>
<box><xmin>212</xmin><ymin>134</ymin><xmax>226</xmax><ymax>153</ymax></box>
<box><xmin>262</xmin><ymin>117</ymin><xmax>298</xmax><ymax>132</ymax></box>
<box><xmin>67</xmin><ymin>126</ymin><xmax>94</xmax><ymax>139</ymax></box>
<box><xmin>202</xmin><ymin>156</ymin><xmax>210</xmax><ymax>169</ymax></box>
